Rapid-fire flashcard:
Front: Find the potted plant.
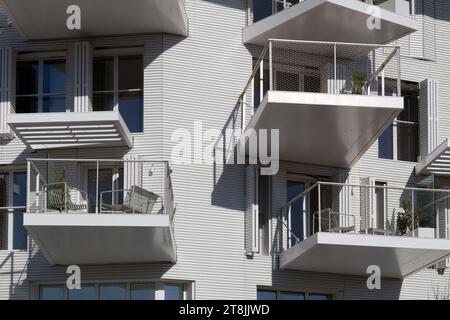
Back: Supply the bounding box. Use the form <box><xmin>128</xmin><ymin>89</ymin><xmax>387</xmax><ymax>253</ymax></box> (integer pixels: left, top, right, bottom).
<box><xmin>351</xmin><ymin>70</ymin><xmax>366</xmax><ymax>95</ymax></box>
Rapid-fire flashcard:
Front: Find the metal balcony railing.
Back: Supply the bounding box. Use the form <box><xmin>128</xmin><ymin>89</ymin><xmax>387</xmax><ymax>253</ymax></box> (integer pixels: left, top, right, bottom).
<box><xmin>239</xmin><ymin>39</ymin><xmax>401</xmax><ymax>129</ymax></box>
<box><xmin>26</xmin><ymin>159</ymin><xmax>175</xmax><ymax>221</ymax></box>
<box><xmin>280</xmin><ymin>181</ymin><xmax>450</xmax><ymax>250</ymax></box>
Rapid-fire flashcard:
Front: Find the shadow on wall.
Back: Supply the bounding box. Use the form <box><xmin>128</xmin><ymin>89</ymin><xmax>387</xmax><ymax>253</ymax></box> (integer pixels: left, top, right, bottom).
<box><xmin>0</xmin><ymin>238</ymin><xmax>176</xmax><ymax>300</ymax></box>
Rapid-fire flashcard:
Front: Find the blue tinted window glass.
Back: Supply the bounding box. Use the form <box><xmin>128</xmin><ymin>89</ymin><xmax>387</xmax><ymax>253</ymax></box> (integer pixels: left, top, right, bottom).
<box><xmin>119</xmin><ymin>91</ymin><xmax>143</xmax><ymax>133</ymax></box>
<box><xmin>257</xmin><ymin>290</ymin><xmax>277</xmax><ymax>300</ymax></box>
<box><xmin>99</xmin><ymin>284</ymin><xmax>127</xmax><ymax>300</ymax></box>
<box><xmin>68</xmin><ymin>286</ymin><xmax>96</xmax><ymax>300</ymax></box>
<box><xmin>165</xmin><ymin>284</ymin><xmax>182</xmax><ymax>300</ymax></box>
<box><xmin>131</xmin><ymin>283</ymin><xmax>156</xmax><ymax>300</ymax></box>
<box><xmin>40</xmin><ymin>286</ymin><xmax>64</xmax><ymax>300</ymax></box>
<box><xmin>43</xmin><ymin>95</ymin><xmax>66</xmax><ymax>112</ymax></box>
<box><xmin>43</xmin><ymin>60</ymin><xmax>65</xmax><ymax>94</ymax></box>
<box><xmin>378</xmin><ymin>125</ymin><xmax>394</xmax><ymax>159</ymax></box>
<box><xmin>13</xmin><ymin>172</ymin><xmax>27</xmax><ymax>250</ymax></box>
<box><xmin>254</xmin><ymin>0</ymin><xmax>273</xmax><ymax>22</ymax></box>
<box><xmin>279</xmin><ymin>292</ymin><xmax>305</xmax><ymax>300</ymax></box>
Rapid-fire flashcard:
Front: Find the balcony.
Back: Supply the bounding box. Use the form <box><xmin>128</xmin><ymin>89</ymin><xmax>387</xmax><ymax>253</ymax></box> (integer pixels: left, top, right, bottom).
<box><xmin>243</xmin><ymin>0</ymin><xmax>418</xmax><ymax>45</ymax></box>
<box><xmin>7</xmin><ymin>111</ymin><xmax>133</xmax><ymax>150</ymax></box>
<box><xmin>416</xmin><ymin>139</ymin><xmax>450</xmax><ymax>177</ymax></box>
<box><xmin>240</xmin><ymin>39</ymin><xmax>403</xmax><ymax>169</ymax></box>
<box><xmin>0</xmin><ymin>0</ymin><xmax>188</xmax><ymax>40</ymax></box>
<box><xmin>23</xmin><ymin>158</ymin><xmax>176</xmax><ymax>265</ymax></box>
<box><xmin>279</xmin><ymin>182</ymin><xmax>450</xmax><ymax>278</ymax></box>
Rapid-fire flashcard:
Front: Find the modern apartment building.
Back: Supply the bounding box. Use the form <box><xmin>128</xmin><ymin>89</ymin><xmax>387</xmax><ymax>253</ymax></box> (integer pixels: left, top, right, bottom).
<box><xmin>0</xmin><ymin>0</ymin><xmax>450</xmax><ymax>300</ymax></box>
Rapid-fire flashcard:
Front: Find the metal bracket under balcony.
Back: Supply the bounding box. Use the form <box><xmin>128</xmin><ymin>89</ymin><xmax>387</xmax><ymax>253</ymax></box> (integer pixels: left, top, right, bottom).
<box><xmin>415</xmin><ymin>139</ymin><xmax>450</xmax><ymax>176</ymax></box>
<box><xmin>0</xmin><ymin>0</ymin><xmax>188</xmax><ymax>40</ymax></box>
<box><xmin>243</xmin><ymin>0</ymin><xmax>418</xmax><ymax>45</ymax></box>
<box><xmin>280</xmin><ymin>232</ymin><xmax>450</xmax><ymax>278</ymax></box>
<box><xmin>7</xmin><ymin>111</ymin><xmax>132</xmax><ymax>150</ymax></box>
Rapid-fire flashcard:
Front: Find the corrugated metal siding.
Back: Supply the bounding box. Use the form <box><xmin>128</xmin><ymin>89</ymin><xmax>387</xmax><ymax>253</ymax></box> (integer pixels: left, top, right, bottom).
<box><xmin>1</xmin><ymin>0</ymin><xmax>450</xmax><ymax>300</ymax></box>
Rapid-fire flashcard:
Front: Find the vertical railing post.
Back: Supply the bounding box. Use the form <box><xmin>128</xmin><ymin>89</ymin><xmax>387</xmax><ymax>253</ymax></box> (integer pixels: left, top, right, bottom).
<box><xmin>242</xmin><ymin>94</ymin><xmax>246</xmax><ymax>132</ymax></box>
<box><xmin>365</xmin><ymin>186</ymin><xmax>368</xmax><ymax>234</ymax></box>
<box><xmin>287</xmin><ymin>205</ymin><xmax>291</xmax><ymax>248</ymax></box>
<box><xmin>269</xmin><ymin>40</ymin><xmax>273</xmax><ymax>91</ymax></box>
<box><xmin>96</xmin><ymin>160</ymin><xmax>99</xmax><ymax>214</ymax></box>
<box><xmin>411</xmin><ymin>189</ymin><xmax>415</xmax><ymax>237</ymax></box>
<box><xmin>318</xmin><ymin>183</ymin><xmax>322</xmax><ymax>232</ymax></box>
<box><xmin>381</xmin><ymin>68</ymin><xmax>385</xmax><ymax>97</ymax></box>
<box><xmin>334</xmin><ymin>43</ymin><xmax>337</xmax><ymax>94</ymax></box>
<box><xmin>26</xmin><ymin>160</ymin><xmax>31</xmax><ymax>213</ymax></box>
<box><xmin>396</xmin><ymin>47</ymin><xmax>401</xmax><ymax>97</ymax></box>
<box><xmin>259</xmin><ymin>54</ymin><xmax>264</xmax><ymax>104</ymax></box>
<box><xmin>35</xmin><ymin>172</ymin><xmax>40</xmax><ymax>212</ymax></box>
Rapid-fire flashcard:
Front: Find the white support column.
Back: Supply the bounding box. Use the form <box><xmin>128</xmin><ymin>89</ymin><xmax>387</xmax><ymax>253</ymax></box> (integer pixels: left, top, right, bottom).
<box><xmin>74</xmin><ymin>41</ymin><xmax>93</xmax><ymax>112</ymax></box>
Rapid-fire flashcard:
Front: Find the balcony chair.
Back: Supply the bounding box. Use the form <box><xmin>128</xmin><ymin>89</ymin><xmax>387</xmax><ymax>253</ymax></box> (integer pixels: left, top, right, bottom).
<box><xmin>314</xmin><ymin>208</ymin><xmax>356</xmax><ymax>234</ymax></box>
<box><xmin>46</xmin><ymin>183</ymin><xmax>87</xmax><ymax>213</ymax></box>
<box><xmin>101</xmin><ymin>185</ymin><xmax>160</xmax><ymax>214</ymax></box>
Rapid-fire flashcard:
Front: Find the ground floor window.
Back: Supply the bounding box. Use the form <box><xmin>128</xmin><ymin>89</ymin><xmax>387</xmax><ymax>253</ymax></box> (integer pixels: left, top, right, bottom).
<box><xmin>39</xmin><ymin>281</ymin><xmax>186</xmax><ymax>300</ymax></box>
<box><xmin>257</xmin><ymin>289</ymin><xmax>332</xmax><ymax>300</ymax></box>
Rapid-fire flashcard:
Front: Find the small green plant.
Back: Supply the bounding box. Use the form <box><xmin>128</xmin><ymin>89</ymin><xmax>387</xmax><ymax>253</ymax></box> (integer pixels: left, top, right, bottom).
<box><xmin>396</xmin><ymin>200</ymin><xmax>414</xmax><ymax>235</ymax></box>
<box><xmin>351</xmin><ymin>71</ymin><xmax>366</xmax><ymax>95</ymax></box>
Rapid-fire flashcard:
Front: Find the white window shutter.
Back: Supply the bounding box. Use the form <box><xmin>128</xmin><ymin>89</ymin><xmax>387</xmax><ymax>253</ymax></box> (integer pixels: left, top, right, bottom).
<box><xmin>0</xmin><ymin>47</ymin><xmax>16</xmax><ymax>136</ymax></box>
<box><xmin>74</xmin><ymin>41</ymin><xmax>93</xmax><ymax>112</ymax></box>
<box><xmin>419</xmin><ymin>79</ymin><xmax>439</xmax><ymax>157</ymax></box>
<box><xmin>245</xmin><ymin>165</ymin><xmax>259</xmax><ymax>255</ymax></box>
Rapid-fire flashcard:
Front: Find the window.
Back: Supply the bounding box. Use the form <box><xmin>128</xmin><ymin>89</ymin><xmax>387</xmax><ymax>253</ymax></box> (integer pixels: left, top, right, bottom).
<box><xmin>16</xmin><ymin>59</ymin><xmax>66</xmax><ymax>113</ymax></box>
<box><xmin>0</xmin><ymin>171</ymin><xmax>27</xmax><ymax>251</ymax></box>
<box><xmin>253</xmin><ymin>0</ymin><xmax>300</xmax><ymax>22</ymax></box>
<box><xmin>164</xmin><ymin>284</ymin><xmax>183</xmax><ymax>300</ymax></box>
<box><xmin>39</xmin><ymin>282</ymin><xmax>187</xmax><ymax>300</ymax></box>
<box><xmin>40</xmin><ymin>286</ymin><xmax>65</xmax><ymax>300</ymax></box>
<box><xmin>99</xmin><ymin>284</ymin><xmax>127</xmax><ymax>300</ymax></box>
<box><xmin>93</xmin><ymin>55</ymin><xmax>143</xmax><ymax>133</ymax></box>
<box><xmin>130</xmin><ymin>283</ymin><xmax>156</xmax><ymax>300</ymax></box>
<box><xmin>257</xmin><ymin>289</ymin><xmax>332</xmax><ymax>300</ymax></box>
<box><xmin>378</xmin><ymin>80</ymin><xmax>419</xmax><ymax>162</ymax></box>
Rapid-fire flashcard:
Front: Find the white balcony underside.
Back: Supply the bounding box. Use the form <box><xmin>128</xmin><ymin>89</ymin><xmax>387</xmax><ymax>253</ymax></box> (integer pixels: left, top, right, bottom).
<box><xmin>0</xmin><ymin>0</ymin><xmax>188</xmax><ymax>40</ymax></box>
<box><xmin>7</xmin><ymin>111</ymin><xmax>132</xmax><ymax>150</ymax></box>
<box><xmin>416</xmin><ymin>139</ymin><xmax>450</xmax><ymax>176</ymax></box>
<box><xmin>24</xmin><ymin>213</ymin><xmax>176</xmax><ymax>265</ymax></box>
<box><xmin>280</xmin><ymin>233</ymin><xmax>450</xmax><ymax>278</ymax></box>
<box><xmin>246</xmin><ymin>91</ymin><xmax>403</xmax><ymax>169</ymax></box>
<box><xmin>243</xmin><ymin>0</ymin><xmax>418</xmax><ymax>45</ymax></box>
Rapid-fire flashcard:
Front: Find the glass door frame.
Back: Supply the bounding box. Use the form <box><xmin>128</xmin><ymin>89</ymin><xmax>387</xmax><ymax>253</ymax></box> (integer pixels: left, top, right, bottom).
<box><xmin>286</xmin><ymin>174</ymin><xmax>317</xmax><ymax>244</ymax></box>
<box><xmin>0</xmin><ymin>167</ymin><xmax>28</xmax><ymax>251</ymax></box>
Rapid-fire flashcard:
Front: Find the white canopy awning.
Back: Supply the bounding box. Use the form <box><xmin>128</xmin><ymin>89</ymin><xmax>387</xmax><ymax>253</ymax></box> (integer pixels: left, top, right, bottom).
<box><xmin>7</xmin><ymin>111</ymin><xmax>133</xmax><ymax>150</ymax></box>
<box><xmin>0</xmin><ymin>0</ymin><xmax>188</xmax><ymax>40</ymax></box>
<box><xmin>246</xmin><ymin>91</ymin><xmax>403</xmax><ymax>169</ymax></box>
<box><xmin>416</xmin><ymin>139</ymin><xmax>450</xmax><ymax>176</ymax></box>
<box><xmin>243</xmin><ymin>0</ymin><xmax>418</xmax><ymax>45</ymax></box>
<box><xmin>280</xmin><ymin>232</ymin><xmax>450</xmax><ymax>278</ymax></box>
<box><xmin>25</xmin><ymin>213</ymin><xmax>176</xmax><ymax>265</ymax></box>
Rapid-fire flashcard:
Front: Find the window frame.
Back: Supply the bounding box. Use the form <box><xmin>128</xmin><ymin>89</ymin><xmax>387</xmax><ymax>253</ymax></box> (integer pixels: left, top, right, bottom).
<box><xmin>36</xmin><ymin>280</ymin><xmax>191</xmax><ymax>300</ymax></box>
<box><xmin>92</xmin><ymin>48</ymin><xmax>144</xmax><ymax>133</ymax></box>
<box><xmin>257</xmin><ymin>287</ymin><xmax>335</xmax><ymax>300</ymax></box>
<box><xmin>378</xmin><ymin>80</ymin><xmax>419</xmax><ymax>163</ymax></box>
<box><xmin>16</xmin><ymin>52</ymin><xmax>67</xmax><ymax>113</ymax></box>
<box><xmin>0</xmin><ymin>167</ymin><xmax>28</xmax><ymax>252</ymax></box>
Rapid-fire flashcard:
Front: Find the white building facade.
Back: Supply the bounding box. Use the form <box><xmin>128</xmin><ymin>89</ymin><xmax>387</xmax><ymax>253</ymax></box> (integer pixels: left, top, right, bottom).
<box><xmin>0</xmin><ymin>0</ymin><xmax>450</xmax><ymax>300</ymax></box>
